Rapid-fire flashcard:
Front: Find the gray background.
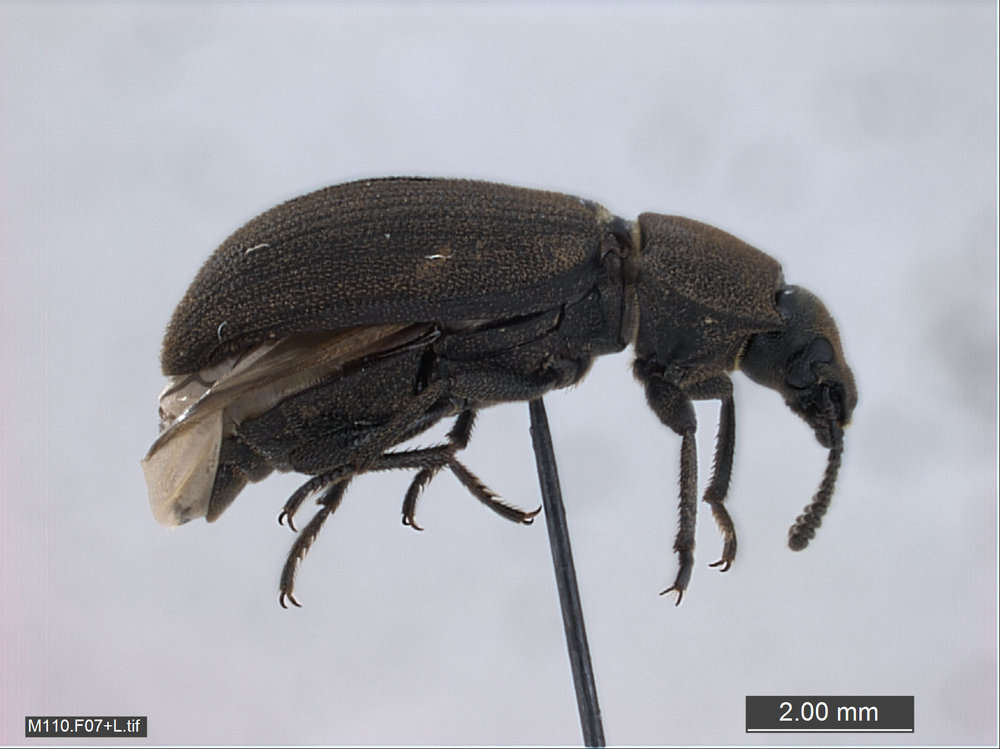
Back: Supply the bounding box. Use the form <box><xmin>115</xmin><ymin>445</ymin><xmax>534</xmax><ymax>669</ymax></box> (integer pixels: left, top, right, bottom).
<box><xmin>1</xmin><ymin>2</ymin><xmax>996</xmax><ymax>746</ymax></box>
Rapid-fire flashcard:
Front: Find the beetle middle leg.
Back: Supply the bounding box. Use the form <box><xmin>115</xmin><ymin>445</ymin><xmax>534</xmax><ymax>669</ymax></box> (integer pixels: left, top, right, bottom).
<box><xmin>395</xmin><ymin>408</ymin><xmax>541</xmax><ymax>528</ymax></box>
<box><xmin>401</xmin><ymin>409</ymin><xmax>475</xmax><ymax>530</ymax></box>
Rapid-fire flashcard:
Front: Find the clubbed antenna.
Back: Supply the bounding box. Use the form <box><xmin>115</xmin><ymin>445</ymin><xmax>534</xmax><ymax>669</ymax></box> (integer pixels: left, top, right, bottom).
<box><xmin>788</xmin><ymin>422</ymin><xmax>844</xmax><ymax>551</ymax></box>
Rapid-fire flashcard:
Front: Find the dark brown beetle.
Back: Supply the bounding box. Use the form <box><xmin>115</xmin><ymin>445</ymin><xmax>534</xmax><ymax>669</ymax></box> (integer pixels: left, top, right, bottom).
<box><xmin>141</xmin><ymin>178</ymin><xmax>856</xmax><ymax>606</ymax></box>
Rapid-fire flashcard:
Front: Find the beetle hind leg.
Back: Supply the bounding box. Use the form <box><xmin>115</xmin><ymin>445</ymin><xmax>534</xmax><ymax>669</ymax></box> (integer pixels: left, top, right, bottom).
<box><xmin>277</xmin><ymin>448</ymin><xmax>459</xmax><ymax>607</ymax></box>
<box><xmin>279</xmin><ymin>478</ymin><xmax>351</xmax><ymax>608</ymax></box>
<box><xmin>275</xmin><ymin>407</ymin><xmax>537</xmax><ymax>608</ymax></box>
<box><xmin>279</xmin><ymin>465</ymin><xmax>356</xmax><ymax>532</ymax></box>
<box><xmin>400</xmin><ymin>409</ymin><xmax>540</xmax><ymax>528</ymax></box>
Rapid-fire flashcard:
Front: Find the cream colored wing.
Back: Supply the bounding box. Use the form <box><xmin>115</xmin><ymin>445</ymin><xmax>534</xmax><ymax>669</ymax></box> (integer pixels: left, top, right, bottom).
<box><xmin>142</xmin><ymin>323</ymin><xmax>436</xmax><ymax>526</ymax></box>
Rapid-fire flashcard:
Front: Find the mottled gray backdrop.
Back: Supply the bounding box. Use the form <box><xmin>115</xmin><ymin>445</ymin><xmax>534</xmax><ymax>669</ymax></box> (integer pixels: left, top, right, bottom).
<box><xmin>1</xmin><ymin>2</ymin><xmax>996</xmax><ymax>746</ymax></box>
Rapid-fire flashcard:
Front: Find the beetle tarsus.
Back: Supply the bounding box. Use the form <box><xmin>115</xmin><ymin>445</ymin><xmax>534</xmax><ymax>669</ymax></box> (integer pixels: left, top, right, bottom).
<box><xmin>522</xmin><ymin>505</ymin><xmax>543</xmax><ymax>524</ymax></box>
<box><xmin>661</xmin><ymin>588</ymin><xmax>683</xmax><ymax>606</ymax></box>
<box><xmin>401</xmin><ymin>514</ymin><xmax>424</xmax><ymax>531</ymax></box>
<box><xmin>401</xmin><ymin>467</ymin><xmax>434</xmax><ymax>531</ymax></box>
<box><xmin>447</xmin><ymin>457</ymin><xmax>537</xmax><ymax>524</ymax></box>
<box><xmin>706</xmin><ymin>513</ymin><xmax>736</xmax><ymax>572</ymax></box>
<box><xmin>705</xmin><ymin>502</ymin><xmax>736</xmax><ymax>571</ymax></box>
<box><xmin>708</xmin><ymin>555</ymin><xmax>733</xmax><ymax>573</ymax></box>
<box><xmin>660</xmin><ymin>548</ymin><xmax>693</xmax><ymax>606</ymax></box>
<box><xmin>277</xmin><ymin>508</ymin><xmax>296</xmax><ymax>532</ymax></box>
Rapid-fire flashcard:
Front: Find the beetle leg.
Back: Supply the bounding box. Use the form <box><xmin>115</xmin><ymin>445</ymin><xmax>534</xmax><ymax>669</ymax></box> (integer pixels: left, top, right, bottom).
<box><xmin>447</xmin><ymin>407</ymin><xmax>476</xmax><ymax>449</ymax></box>
<box><xmin>442</xmin><ymin>409</ymin><xmax>539</xmax><ymax>523</ymax></box>
<box><xmin>401</xmin><ymin>410</ymin><xmax>476</xmax><ymax>530</ymax></box>
<box><xmin>279</xmin><ymin>478</ymin><xmax>350</xmax><ymax>608</ymax></box>
<box><xmin>635</xmin><ymin>368</ymin><xmax>699</xmax><ymax>605</ymax></box>
<box><xmin>279</xmin><ymin>468</ymin><xmax>353</xmax><ymax>532</ymax></box>
<box><xmin>705</xmin><ymin>395</ymin><xmax>736</xmax><ymax>571</ymax></box>
<box><xmin>280</xmin><ymin>379</ymin><xmax>450</xmax><ymax>528</ymax></box>
<box><xmin>401</xmin><ymin>468</ymin><xmax>435</xmax><ymax>531</ymax></box>
<box><xmin>278</xmin><ymin>447</ymin><xmax>458</xmax><ymax>603</ymax></box>
<box><xmin>400</xmin><ymin>409</ymin><xmax>538</xmax><ymax>526</ymax></box>
<box><xmin>280</xmin><ymin>446</ymin><xmax>452</xmax><ymax>531</ymax></box>
<box><xmin>350</xmin><ymin>380</ymin><xmax>450</xmax><ymax>468</ymax></box>
<box><xmin>684</xmin><ymin>376</ymin><xmax>738</xmax><ymax>572</ymax></box>
<box><xmin>395</xmin><ymin>448</ymin><xmax>537</xmax><ymax>526</ymax></box>
<box><xmin>447</xmin><ymin>457</ymin><xmax>541</xmax><ymax>524</ymax></box>
<box><xmin>402</xmin><ymin>453</ymin><xmax>536</xmax><ymax>526</ymax></box>
<box><xmin>660</xmin><ymin>430</ymin><xmax>697</xmax><ymax>605</ymax></box>
<box><xmin>276</xmin><ymin>430</ymin><xmax>536</xmax><ymax>607</ymax></box>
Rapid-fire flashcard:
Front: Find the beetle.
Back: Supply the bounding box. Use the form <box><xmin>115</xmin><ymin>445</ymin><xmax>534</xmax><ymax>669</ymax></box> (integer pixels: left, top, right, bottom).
<box><xmin>141</xmin><ymin>177</ymin><xmax>857</xmax><ymax>606</ymax></box>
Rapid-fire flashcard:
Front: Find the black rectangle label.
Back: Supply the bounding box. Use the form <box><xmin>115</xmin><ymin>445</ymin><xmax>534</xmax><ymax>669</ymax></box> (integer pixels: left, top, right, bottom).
<box><xmin>746</xmin><ymin>696</ymin><xmax>913</xmax><ymax>732</ymax></box>
<box><xmin>25</xmin><ymin>716</ymin><xmax>147</xmax><ymax>738</ymax></box>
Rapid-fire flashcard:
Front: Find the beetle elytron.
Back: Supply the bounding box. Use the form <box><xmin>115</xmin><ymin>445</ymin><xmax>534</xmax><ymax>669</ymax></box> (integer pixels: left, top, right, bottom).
<box><xmin>142</xmin><ymin>178</ymin><xmax>857</xmax><ymax>606</ymax></box>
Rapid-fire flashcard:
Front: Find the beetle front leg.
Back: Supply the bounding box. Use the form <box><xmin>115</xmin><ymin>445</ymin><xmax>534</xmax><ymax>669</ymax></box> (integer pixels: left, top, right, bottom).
<box><xmin>685</xmin><ymin>376</ymin><xmax>737</xmax><ymax>571</ymax></box>
<box><xmin>640</xmin><ymin>374</ymin><xmax>699</xmax><ymax>605</ymax></box>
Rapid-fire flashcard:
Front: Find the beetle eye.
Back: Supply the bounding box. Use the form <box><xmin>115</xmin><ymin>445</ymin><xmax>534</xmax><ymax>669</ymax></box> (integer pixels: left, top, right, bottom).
<box><xmin>774</xmin><ymin>287</ymin><xmax>797</xmax><ymax>319</ymax></box>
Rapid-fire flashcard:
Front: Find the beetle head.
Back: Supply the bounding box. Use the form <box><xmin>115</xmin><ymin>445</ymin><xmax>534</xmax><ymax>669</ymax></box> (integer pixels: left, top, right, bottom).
<box><xmin>740</xmin><ymin>285</ymin><xmax>856</xmax><ymax>448</ymax></box>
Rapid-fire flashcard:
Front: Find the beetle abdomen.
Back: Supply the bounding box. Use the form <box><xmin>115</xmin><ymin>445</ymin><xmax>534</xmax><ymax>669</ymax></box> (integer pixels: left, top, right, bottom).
<box><xmin>163</xmin><ymin>178</ymin><xmax>613</xmax><ymax>375</ymax></box>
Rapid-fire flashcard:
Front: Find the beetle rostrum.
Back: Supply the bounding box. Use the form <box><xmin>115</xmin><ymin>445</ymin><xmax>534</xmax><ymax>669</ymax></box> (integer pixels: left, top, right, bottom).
<box><xmin>141</xmin><ymin>178</ymin><xmax>857</xmax><ymax>606</ymax></box>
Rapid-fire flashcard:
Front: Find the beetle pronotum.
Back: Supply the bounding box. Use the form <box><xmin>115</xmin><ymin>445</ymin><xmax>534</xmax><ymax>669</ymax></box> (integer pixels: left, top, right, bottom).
<box><xmin>142</xmin><ymin>178</ymin><xmax>857</xmax><ymax>606</ymax></box>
